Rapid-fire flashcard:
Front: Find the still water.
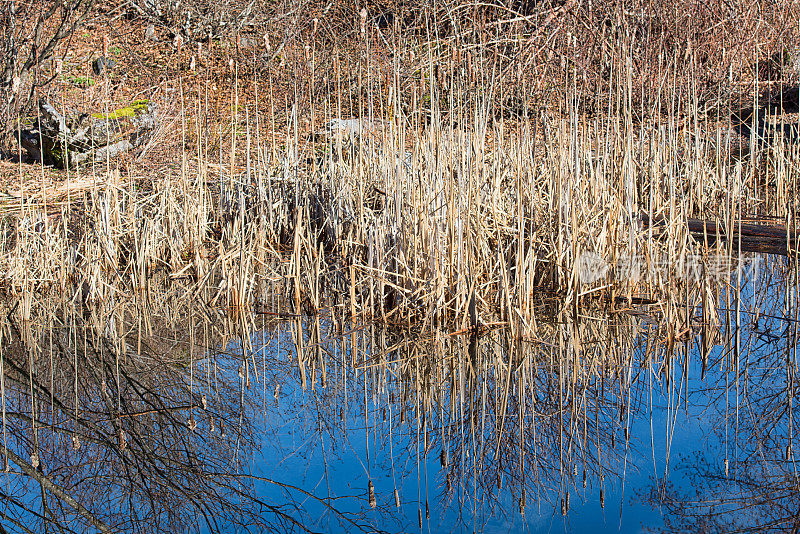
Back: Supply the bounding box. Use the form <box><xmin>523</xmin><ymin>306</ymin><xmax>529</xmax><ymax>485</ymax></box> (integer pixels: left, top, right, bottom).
<box><xmin>2</xmin><ymin>256</ymin><xmax>797</xmax><ymax>533</ymax></box>
<box><xmin>233</xmin><ymin>288</ymin><xmax>797</xmax><ymax>533</ymax></box>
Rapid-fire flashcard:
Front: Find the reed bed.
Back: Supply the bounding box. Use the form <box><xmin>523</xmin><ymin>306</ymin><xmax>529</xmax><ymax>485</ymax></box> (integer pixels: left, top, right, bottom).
<box><xmin>2</xmin><ymin>11</ymin><xmax>800</xmax><ymax>530</ymax></box>
<box><xmin>2</xmin><ymin>84</ymin><xmax>797</xmax><ymax>337</ymax></box>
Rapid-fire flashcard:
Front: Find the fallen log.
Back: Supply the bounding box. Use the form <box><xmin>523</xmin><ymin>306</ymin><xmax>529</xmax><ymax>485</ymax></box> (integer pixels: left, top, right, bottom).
<box><xmin>640</xmin><ymin>212</ymin><xmax>799</xmax><ymax>255</ymax></box>
<box><xmin>17</xmin><ymin>99</ymin><xmax>158</xmax><ymax>168</ymax></box>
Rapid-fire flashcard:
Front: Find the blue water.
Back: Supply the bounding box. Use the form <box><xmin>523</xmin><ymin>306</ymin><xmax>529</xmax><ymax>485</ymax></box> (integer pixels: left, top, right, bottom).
<box><xmin>4</xmin><ymin>258</ymin><xmax>796</xmax><ymax>533</ymax></box>
<box><xmin>237</xmin><ymin>330</ymin><xmax>736</xmax><ymax>534</ymax></box>
<box><xmin>204</xmin><ymin>256</ymin><xmax>799</xmax><ymax>533</ymax></box>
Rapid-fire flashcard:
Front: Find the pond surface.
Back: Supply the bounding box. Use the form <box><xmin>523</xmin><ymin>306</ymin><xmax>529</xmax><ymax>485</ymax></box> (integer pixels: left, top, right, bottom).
<box><xmin>1</xmin><ymin>256</ymin><xmax>798</xmax><ymax>534</ymax></box>
<box><xmin>238</xmin><ymin>341</ymin><xmax>752</xmax><ymax>533</ymax></box>
<box><xmin>225</xmin><ymin>271</ymin><xmax>797</xmax><ymax>534</ymax></box>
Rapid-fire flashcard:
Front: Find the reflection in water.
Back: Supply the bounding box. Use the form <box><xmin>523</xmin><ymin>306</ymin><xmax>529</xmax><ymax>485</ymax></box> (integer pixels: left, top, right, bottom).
<box><xmin>640</xmin><ymin>272</ymin><xmax>800</xmax><ymax>533</ymax></box>
<box><xmin>0</xmin><ymin>310</ymin><xmax>272</xmax><ymax>533</ymax></box>
<box><xmin>0</xmin><ymin>255</ymin><xmax>797</xmax><ymax>532</ymax></box>
<box><xmin>256</xmin><ymin>316</ymin><xmax>644</xmax><ymax>532</ymax></box>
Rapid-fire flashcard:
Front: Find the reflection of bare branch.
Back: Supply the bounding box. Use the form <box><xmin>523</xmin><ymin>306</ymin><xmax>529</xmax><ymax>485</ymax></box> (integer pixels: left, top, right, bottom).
<box><xmin>0</xmin><ymin>300</ymin><xmax>398</xmax><ymax>533</ymax></box>
<box><xmin>640</xmin><ymin>258</ymin><xmax>800</xmax><ymax>533</ymax></box>
<box><xmin>220</xmin><ymin>473</ymin><xmax>391</xmax><ymax>533</ymax></box>
<box><xmin>2</xmin><ymin>445</ymin><xmax>112</xmax><ymax>533</ymax></box>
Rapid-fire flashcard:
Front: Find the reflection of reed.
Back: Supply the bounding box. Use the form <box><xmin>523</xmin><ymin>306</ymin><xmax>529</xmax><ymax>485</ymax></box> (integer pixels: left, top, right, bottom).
<box><xmin>0</xmin><ymin>246</ymin><xmax>789</xmax><ymax>532</ymax></box>
<box><xmin>399</xmin><ymin>315</ymin><xmax>647</xmax><ymax>517</ymax></box>
<box><xmin>641</xmin><ymin>255</ymin><xmax>800</xmax><ymax>533</ymax></box>
<box><xmin>263</xmin><ymin>310</ymin><xmax>684</xmax><ymax>525</ymax></box>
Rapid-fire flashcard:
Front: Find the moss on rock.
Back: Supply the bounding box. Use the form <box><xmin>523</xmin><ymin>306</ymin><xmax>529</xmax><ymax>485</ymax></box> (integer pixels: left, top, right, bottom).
<box><xmin>91</xmin><ymin>100</ymin><xmax>151</xmax><ymax>120</ymax></box>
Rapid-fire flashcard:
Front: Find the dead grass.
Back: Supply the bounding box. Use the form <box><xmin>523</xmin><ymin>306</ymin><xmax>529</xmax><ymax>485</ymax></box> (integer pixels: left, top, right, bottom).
<box><xmin>0</xmin><ymin>2</ymin><xmax>798</xmax><ymax>347</ymax></box>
